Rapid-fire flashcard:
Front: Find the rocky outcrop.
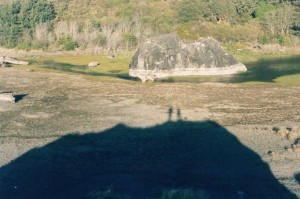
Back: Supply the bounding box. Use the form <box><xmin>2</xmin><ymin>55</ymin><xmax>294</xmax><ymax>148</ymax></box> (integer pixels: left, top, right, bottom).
<box><xmin>129</xmin><ymin>34</ymin><xmax>247</xmax><ymax>82</ymax></box>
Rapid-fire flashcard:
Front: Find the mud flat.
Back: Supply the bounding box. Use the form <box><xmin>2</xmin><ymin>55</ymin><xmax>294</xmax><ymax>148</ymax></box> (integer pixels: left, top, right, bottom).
<box><xmin>0</xmin><ymin>67</ymin><xmax>299</xmax><ymax>198</ymax></box>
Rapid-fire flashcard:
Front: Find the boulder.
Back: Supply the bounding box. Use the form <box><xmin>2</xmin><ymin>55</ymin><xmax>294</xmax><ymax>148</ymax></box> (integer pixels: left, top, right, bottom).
<box><xmin>87</xmin><ymin>61</ymin><xmax>100</xmax><ymax>69</ymax></box>
<box><xmin>0</xmin><ymin>92</ymin><xmax>15</xmax><ymax>103</ymax></box>
<box><xmin>129</xmin><ymin>34</ymin><xmax>247</xmax><ymax>82</ymax></box>
<box><xmin>0</xmin><ymin>56</ymin><xmax>29</xmax><ymax>66</ymax></box>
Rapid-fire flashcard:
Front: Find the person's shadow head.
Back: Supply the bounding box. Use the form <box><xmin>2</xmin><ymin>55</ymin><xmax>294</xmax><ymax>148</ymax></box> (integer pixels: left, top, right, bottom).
<box><xmin>0</xmin><ymin>120</ymin><xmax>297</xmax><ymax>199</ymax></box>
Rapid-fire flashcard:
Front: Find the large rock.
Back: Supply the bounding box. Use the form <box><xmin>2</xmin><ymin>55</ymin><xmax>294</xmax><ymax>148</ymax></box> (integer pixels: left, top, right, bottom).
<box><xmin>129</xmin><ymin>34</ymin><xmax>247</xmax><ymax>82</ymax></box>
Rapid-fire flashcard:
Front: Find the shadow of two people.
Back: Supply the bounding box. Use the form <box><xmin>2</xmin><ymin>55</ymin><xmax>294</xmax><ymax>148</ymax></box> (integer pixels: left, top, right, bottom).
<box><xmin>168</xmin><ymin>106</ymin><xmax>182</xmax><ymax>121</ymax></box>
<box><xmin>0</xmin><ymin>120</ymin><xmax>298</xmax><ymax>199</ymax></box>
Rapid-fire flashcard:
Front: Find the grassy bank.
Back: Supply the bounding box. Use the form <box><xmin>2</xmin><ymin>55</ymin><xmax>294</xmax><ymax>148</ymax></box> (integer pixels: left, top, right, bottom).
<box><xmin>11</xmin><ymin>50</ymin><xmax>300</xmax><ymax>86</ymax></box>
<box><xmin>15</xmin><ymin>53</ymin><xmax>134</xmax><ymax>83</ymax></box>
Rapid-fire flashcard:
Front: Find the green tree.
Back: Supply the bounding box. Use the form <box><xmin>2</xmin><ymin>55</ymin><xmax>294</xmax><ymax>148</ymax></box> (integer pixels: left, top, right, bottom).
<box><xmin>254</xmin><ymin>1</ymin><xmax>275</xmax><ymax>18</ymax></box>
<box><xmin>19</xmin><ymin>0</ymin><xmax>56</xmax><ymax>30</ymax></box>
<box><xmin>177</xmin><ymin>0</ymin><xmax>208</xmax><ymax>23</ymax></box>
<box><xmin>0</xmin><ymin>3</ymin><xmax>22</xmax><ymax>47</ymax></box>
<box><xmin>0</xmin><ymin>0</ymin><xmax>56</xmax><ymax>48</ymax></box>
<box><xmin>207</xmin><ymin>0</ymin><xmax>235</xmax><ymax>23</ymax></box>
<box><xmin>233</xmin><ymin>0</ymin><xmax>257</xmax><ymax>23</ymax></box>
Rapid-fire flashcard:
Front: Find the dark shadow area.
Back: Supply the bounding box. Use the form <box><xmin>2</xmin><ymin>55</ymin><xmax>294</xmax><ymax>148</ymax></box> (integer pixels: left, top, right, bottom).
<box><xmin>14</xmin><ymin>94</ymin><xmax>28</xmax><ymax>103</ymax></box>
<box><xmin>157</xmin><ymin>56</ymin><xmax>300</xmax><ymax>84</ymax></box>
<box><xmin>296</xmin><ymin>174</ymin><xmax>300</xmax><ymax>185</ymax></box>
<box><xmin>1</xmin><ymin>63</ymin><xmax>13</xmax><ymax>68</ymax></box>
<box><xmin>30</xmin><ymin>60</ymin><xmax>133</xmax><ymax>81</ymax></box>
<box><xmin>0</xmin><ymin>120</ymin><xmax>297</xmax><ymax>199</ymax></box>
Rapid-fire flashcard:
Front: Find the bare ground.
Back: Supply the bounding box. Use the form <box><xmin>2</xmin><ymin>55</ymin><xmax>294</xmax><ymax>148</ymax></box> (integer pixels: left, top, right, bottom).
<box><xmin>0</xmin><ymin>67</ymin><xmax>300</xmax><ymax>198</ymax></box>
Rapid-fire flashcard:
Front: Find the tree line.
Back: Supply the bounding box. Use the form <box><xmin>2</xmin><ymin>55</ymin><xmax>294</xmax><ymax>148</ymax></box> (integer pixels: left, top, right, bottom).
<box><xmin>0</xmin><ymin>0</ymin><xmax>299</xmax><ymax>51</ymax></box>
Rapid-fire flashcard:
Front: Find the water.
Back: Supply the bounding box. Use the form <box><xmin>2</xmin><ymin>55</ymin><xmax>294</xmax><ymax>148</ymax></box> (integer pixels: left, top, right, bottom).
<box><xmin>39</xmin><ymin>56</ymin><xmax>300</xmax><ymax>83</ymax></box>
<box><xmin>158</xmin><ymin>55</ymin><xmax>300</xmax><ymax>83</ymax></box>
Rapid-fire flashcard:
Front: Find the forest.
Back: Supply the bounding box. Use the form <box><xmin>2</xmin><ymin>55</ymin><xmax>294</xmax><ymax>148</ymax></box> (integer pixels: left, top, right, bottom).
<box><xmin>0</xmin><ymin>0</ymin><xmax>299</xmax><ymax>51</ymax></box>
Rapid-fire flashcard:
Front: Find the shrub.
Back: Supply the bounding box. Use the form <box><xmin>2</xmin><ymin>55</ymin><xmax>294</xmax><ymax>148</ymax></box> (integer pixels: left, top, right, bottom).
<box><xmin>176</xmin><ymin>23</ymin><xmax>198</xmax><ymax>40</ymax></box>
<box><xmin>93</xmin><ymin>34</ymin><xmax>107</xmax><ymax>46</ymax></box>
<box><xmin>121</xmin><ymin>32</ymin><xmax>137</xmax><ymax>49</ymax></box>
<box><xmin>64</xmin><ymin>40</ymin><xmax>78</xmax><ymax>51</ymax></box>
<box><xmin>17</xmin><ymin>41</ymin><xmax>32</xmax><ymax>51</ymax></box>
<box><xmin>177</xmin><ymin>0</ymin><xmax>206</xmax><ymax>23</ymax></box>
<box><xmin>57</xmin><ymin>34</ymin><xmax>78</xmax><ymax>51</ymax></box>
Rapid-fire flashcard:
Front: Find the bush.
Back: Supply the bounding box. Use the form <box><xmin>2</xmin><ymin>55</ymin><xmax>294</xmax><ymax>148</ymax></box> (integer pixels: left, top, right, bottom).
<box><xmin>176</xmin><ymin>23</ymin><xmax>198</xmax><ymax>40</ymax></box>
<box><xmin>93</xmin><ymin>34</ymin><xmax>107</xmax><ymax>46</ymax></box>
<box><xmin>57</xmin><ymin>34</ymin><xmax>78</xmax><ymax>51</ymax></box>
<box><xmin>121</xmin><ymin>32</ymin><xmax>137</xmax><ymax>49</ymax></box>
<box><xmin>64</xmin><ymin>40</ymin><xmax>78</xmax><ymax>51</ymax></box>
<box><xmin>17</xmin><ymin>41</ymin><xmax>32</xmax><ymax>51</ymax></box>
<box><xmin>177</xmin><ymin>0</ymin><xmax>206</xmax><ymax>23</ymax></box>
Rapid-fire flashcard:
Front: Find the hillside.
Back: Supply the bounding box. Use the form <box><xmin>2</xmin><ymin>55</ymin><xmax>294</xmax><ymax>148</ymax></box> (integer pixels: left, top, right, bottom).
<box><xmin>0</xmin><ymin>0</ymin><xmax>299</xmax><ymax>52</ymax></box>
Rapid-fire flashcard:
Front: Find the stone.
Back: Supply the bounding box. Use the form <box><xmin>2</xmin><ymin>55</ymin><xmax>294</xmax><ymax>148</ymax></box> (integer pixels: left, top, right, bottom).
<box><xmin>129</xmin><ymin>34</ymin><xmax>247</xmax><ymax>82</ymax></box>
<box><xmin>0</xmin><ymin>92</ymin><xmax>15</xmax><ymax>103</ymax></box>
<box><xmin>87</xmin><ymin>62</ymin><xmax>100</xmax><ymax>68</ymax></box>
<box><xmin>287</xmin><ymin>132</ymin><xmax>299</xmax><ymax>141</ymax></box>
<box><xmin>0</xmin><ymin>56</ymin><xmax>29</xmax><ymax>66</ymax></box>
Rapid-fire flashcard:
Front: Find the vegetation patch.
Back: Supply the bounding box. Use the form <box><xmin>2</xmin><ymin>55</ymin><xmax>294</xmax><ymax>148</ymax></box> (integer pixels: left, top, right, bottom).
<box><xmin>274</xmin><ymin>74</ymin><xmax>300</xmax><ymax>87</ymax></box>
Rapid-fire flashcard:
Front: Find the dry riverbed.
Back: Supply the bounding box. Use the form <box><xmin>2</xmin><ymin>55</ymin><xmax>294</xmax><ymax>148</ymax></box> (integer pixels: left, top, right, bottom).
<box><xmin>0</xmin><ymin>67</ymin><xmax>300</xmax><ymax>198</ymax></box>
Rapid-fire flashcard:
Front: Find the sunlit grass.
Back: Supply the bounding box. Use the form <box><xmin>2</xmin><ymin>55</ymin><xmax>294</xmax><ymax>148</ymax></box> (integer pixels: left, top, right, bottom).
<box><xmin>274</xmin><ymin>74</ymin><xmax>300</xmax><ymax>87</ymax></box>
<box><xmin>16</xmin><ymin>53</ymin><xmax>134</xmax><ymax>82</ymax></box>
<box><xmin>32</xmin><ymin>54</ymin><xmax>131</xmax><ymax>73</ymax></box>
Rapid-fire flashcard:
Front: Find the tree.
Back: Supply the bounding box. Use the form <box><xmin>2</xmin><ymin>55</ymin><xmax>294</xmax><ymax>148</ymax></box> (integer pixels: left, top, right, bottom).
<box><xmin>233</xmin><ymin>0</ymin><xmax>257</xmax><ymax>22</ymax></box>
<box><xmin>177</xmin><ymin>0</ymin><xmax>207</xmax><ymax>23</ymax></box>
<box><xmin>0</xmin><ymin>0</ymin><xmax>56</xmax><ymax>48</ymax></box>
<box><xmin>207</xmin><ymin>0</ymin><xmax>235</xmax><ymax>23</ymax></box>
<box><xmin>262</xmin><ymin>2</ymin><xmax>297</xmax><ymax>36</ymax></box>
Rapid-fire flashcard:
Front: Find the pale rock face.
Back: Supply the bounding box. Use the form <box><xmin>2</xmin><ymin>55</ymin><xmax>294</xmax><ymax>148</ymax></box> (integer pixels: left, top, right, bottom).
<box><xmin>87</xmin><ymin>62</ymin><xmax>100</xmax><ymax>68</ymax></box>
<box><xmin>129</xmin><ymin>34</ymin><xmax>247</xmax><ymax>82</ymax></box>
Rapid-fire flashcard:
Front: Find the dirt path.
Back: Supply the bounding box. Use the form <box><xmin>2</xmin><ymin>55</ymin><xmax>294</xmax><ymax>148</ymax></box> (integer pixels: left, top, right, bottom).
<box><xmin>0</xmin><ymin>68</ymin><xmax>299</xmax><ymax>198</ymax></box>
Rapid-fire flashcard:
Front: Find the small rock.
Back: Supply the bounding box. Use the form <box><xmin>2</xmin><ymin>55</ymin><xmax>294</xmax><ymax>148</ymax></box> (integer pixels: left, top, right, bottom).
<box><xmin>0</xmin><ymin>92</ymin><xmax>15</xmax><ymax>103</ymax></box>
<box><xmin>107</xmin><ymin>55</ymin><xmax>115</xmax><ymax>60</ymax></box>
<box><xmin>287</xmin><ymin>132</ymin><xmax>299</xmax><ymax>141</ymax></box>
<box><xmin>277</xmin><ymin>127</ymin><xmax>288</xmax><ymax>137</ymax></box>
<box><xmin>267</xmin><ymin>150</ymin><xmax>276</xmax><ymax>157</ymax></box>
<box><xmin>87</xmin><ymin>62</ymin><xmax>100</xmax><ymax>68</ymax></box>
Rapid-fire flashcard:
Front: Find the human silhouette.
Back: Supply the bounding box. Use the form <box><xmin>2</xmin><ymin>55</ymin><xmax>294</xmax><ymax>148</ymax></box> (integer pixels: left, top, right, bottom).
<box><xmin>177</xmin><ymin>108</ymin><xmax>182</xmax><ymax>120</ymax></box>
<box><xmin>168</xmin><ymin>106</ymin><xmax>173</xmax><ymax>121</ymax></box>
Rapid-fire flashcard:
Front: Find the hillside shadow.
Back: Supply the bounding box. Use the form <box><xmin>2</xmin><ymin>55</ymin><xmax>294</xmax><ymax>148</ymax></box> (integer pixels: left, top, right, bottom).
<box><xmin>31</xmin><ymin>60</ymin><xmax>132</xmax><ymax>80</ymax></box>
<box><xmin>0</xmin><ymin>120</ymin><xmax>297</xmax><ymax>199</ymax></box>
<box><xmin>157</xmin><ymin>56</ymin><xmax>300</xmax><ymax>84</ymax></box>
<box><xmin>232</xmin><ymin>56</ymin><xmax>300</xmax><ymax>83</ymax></box>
